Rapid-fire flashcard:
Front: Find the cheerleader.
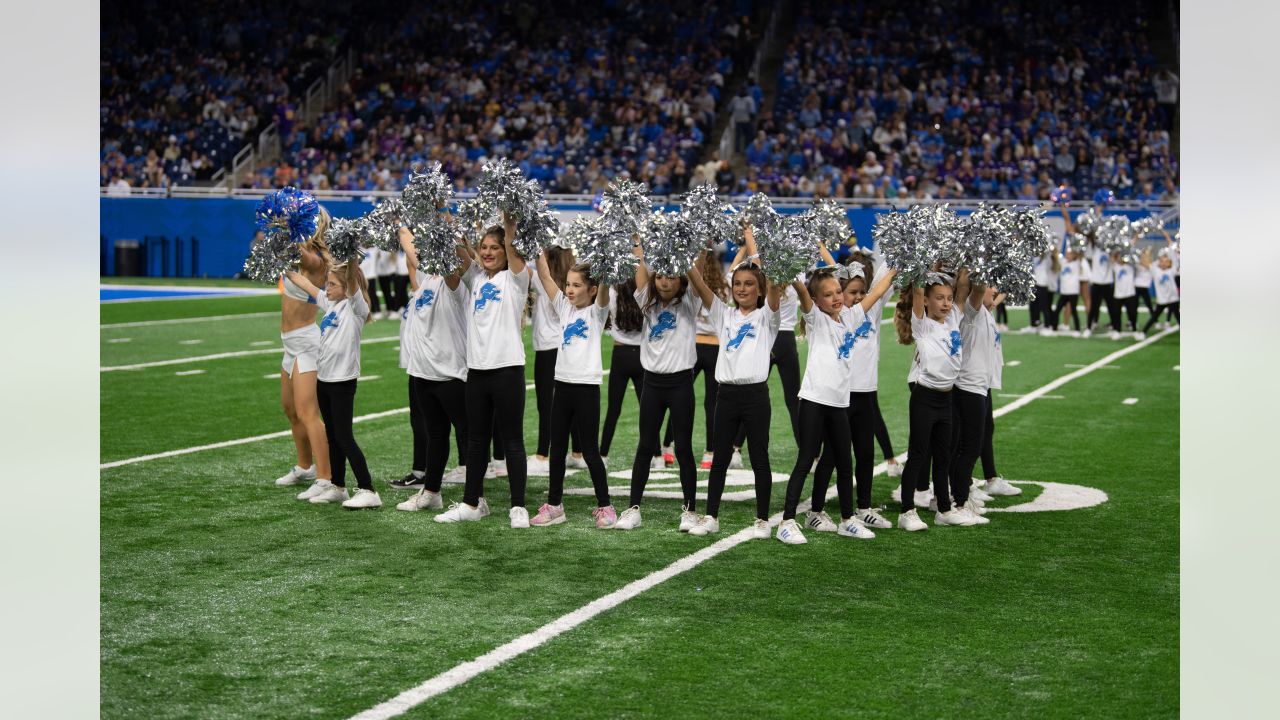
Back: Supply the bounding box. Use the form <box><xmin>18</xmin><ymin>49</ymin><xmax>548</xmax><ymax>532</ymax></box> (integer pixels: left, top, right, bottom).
<box><xmin>359</xmin><ymin>242</ymin><xmax>381</xmax><ymax>317</ymax></box>
<box><xmin>1029</xmin><ymin>246</ymin><xmax>1059</xmax><ymax>333</ymax></box>
<box><xmin>528</xmin><ymin>257</ymin><xmax>616</xmax><ymax>528</ymax></box>
<box><xmin>530</xmin><ymin>247</ymin><xmax>586</xmax><ymax>475</ymax></box>
<box><xmin>394</xmin><ymin>228</ymin><xmax>472</xmax><ymax>511</ymax></box>
<box><xmin>1113</xmin><ymin>248</ymin><xmax>1140</xmax><ymax>335</ymax></box>
<box><xmin>393</xmin><ymin>247</ymin><xmax>411</xmax><ymax>316</ymax></box>
<box><xmin>976</xmin><ymin>301</ymin><xmax>1020</xmax><ymax>499</ymax></box>
<box><xmin>1083</xmin><ymin>233</ymin><xmax>1120</xmax><ymax>338</ymax></box>
<box><xmin>810</xmin><ymin>252</ymin><xmax>897</xmax><ymax>533</ymax></box>
<box><xmin>284</xmin><ymin>263</ymin><xmax>378</xmax><ymax>508</ymax></box>
<box><xmin>599</xmin><ymin>279</ymin><xmax>652</xmax><ymax>467</ymax></box>
<box><xmin>434</xmin><ymin>214</ymin><xmax>533</xmax><ymax>528</ymax></box>
<box><xmin>374</xmin><ymin>246</ymin><xmax>400</xmax><ymax>319</ymax></box>
<box><xmin>688</xmin><ymin>227</ymin><xmax>783</xmax><ymax>538</ymax></box>
<box><xmin>1048</xmin><ymin>246</ymin><xmax>1090</xmax><ymax>334</ymax></box>
<box><xmin>660</xmin><ymin>251</ymin><xmax>728</xmax><ymax>469</ymax></box>
<box><xmin>1140</xmin><ymin>246</ymin><xmax>1180</xmax><ymax>335</ymax></box>
<box><xmin>275</xmin><ymin>207</ymin><xmax>331</xmax><ymax>494</ymax></box>
<box><xmin>614</xmin><ymin>244</ymin><xmax>716</xmax><ymax>531</ymax></box>
<box><xmin>892</xmin><ymin>271</ymin><xmax>978</xmax><ymax>532</ymax></box>
<box><xmin>777</xmin><ymin>255</ymin><xmax>897</xmax><ymax>545</ymax></box>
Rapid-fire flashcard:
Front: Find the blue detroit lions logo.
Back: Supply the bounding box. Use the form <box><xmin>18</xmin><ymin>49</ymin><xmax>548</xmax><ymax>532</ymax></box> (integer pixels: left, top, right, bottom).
<box><xmin>851</xmin><ymin>318</ymin><xmax>875</xmax><ymax>347</ymax></box>
<box><xmin>837</xmin><ymin>331</ymin><xmax>855</xmax><ymax>359</ymax></box>
<box><xmin>416</xmin><ymin>289</ymin><xmax>436</xmax><ymax>311</ymax></box>
<box><xmin>320</xmin><ymin>311</ymin><xmax>338</xmax><ymax>336</ymax></box>
<box><xmin>562</xmin><ymin>318</ymin><xmax>589</xmax><ymax>346</ymax></box>
<box><xmin>994</xmin><ymin>330</ymin><xmax>1002</xmax><ymax>348</ymax></box>
<box><xmin>948</xmin><ymin>330</ymin><xmax>962</xmax><ymax>357</ymax></box>
<box><xmin>726</xmin><ymin>323</ymin><xmax>756</xmax><ymax>352</ymax></box>
<box><xmin>1117</xmin><ymin>268</ymin><xmax>1128</xmax><ymax>280</ymax></box>
<box><xmin>1159</xmin><ymin>274</ymin><xmax>1173</xmax><ymax>286</ymax></box>
<box><xmin>649</xmin><ymin>310</ymin><xmax>677</xmax><ymax>340</ymax></box>
<box><xmin>474</xmin><ymin>282</ymin><xmax>502</xmax><ymax>311</ymax></box>
<box><xmin>1062</xmin><ymin>266</ymin><xmax>1072</xmax><ymax>275</ymax></box>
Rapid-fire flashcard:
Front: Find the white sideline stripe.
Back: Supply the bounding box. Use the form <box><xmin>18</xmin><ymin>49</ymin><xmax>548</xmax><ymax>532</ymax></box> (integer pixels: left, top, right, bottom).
<box><xmin>1004</xmin><ymin>360</ymin><xmax>1021</xmax><ymax>366</ymax></box>
<box><xmin>179</xmin><ymin>339</ymin><xmax>204</xmax><ymax>345</ymax></box>
<box><xmin>101</xmin><ymin>335</ymin><xmax>399</xmax><ymax>371</ymax></box>
<box><xmin>997</xmin><ymin>393</ymin><xmax>1063</xmax><ymax>400</ymax></box>
<box><xmin>348</xmin><ymin>326</ymin><xmax>1180</xmax><ymax>720</ymax></box>
<box><xmin>174</xmin><ymin>369</ymin><xmax>206</xmax><ymax>376</ymax></box>
<box><xmin>250</xmin><ymin>340</ymin><xmax>275</xmax><ymax>346</ymax></box>
<box><xmin>1064</xmin><ymin>363</ymin><xmax>1119</xmax><ymax>369</ymax></box>
<box><xmin>99</xmin><ymin>374</ymin><xmax>605</xmax><ymax>470</ymax></box>
<box><xmin>107</xmin><ymin>338</ymin><xmax>132</xmax><ymax>343</ymax></box>
<box><xmin>1122</xmin><ymin>397</ymin><xmax>1139</xmax><ymax>405</ymax></box>
<box><xmin>101</xmin><ymin>311</ymin><xmax>278</xmax><ymax>329</ymax></box>
<box><xmin>357</xmin><ymin>375</ymin><xmax>381</xmax><ymax>382</ymax></box>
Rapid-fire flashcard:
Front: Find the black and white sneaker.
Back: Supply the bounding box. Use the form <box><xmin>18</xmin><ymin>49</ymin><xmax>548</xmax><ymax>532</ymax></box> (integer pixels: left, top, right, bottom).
<box><xmin>389</xmin><ymin>472</ymin><xmax>426</xmax><ymax>490</ymax></box>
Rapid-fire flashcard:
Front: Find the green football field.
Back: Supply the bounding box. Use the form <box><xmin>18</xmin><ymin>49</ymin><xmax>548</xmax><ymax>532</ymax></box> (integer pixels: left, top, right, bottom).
<box><xmin>100</xmin><ymin>282</ymin><xmax>1179</xmax><ymax>719</ymax></box>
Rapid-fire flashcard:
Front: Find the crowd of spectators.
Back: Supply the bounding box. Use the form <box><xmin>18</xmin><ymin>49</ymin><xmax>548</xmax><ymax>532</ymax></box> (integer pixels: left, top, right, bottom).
<box><xmin>737</xmin><ymin>0</ymin><xmax>1178</xmax><ymax>203</ymax></box>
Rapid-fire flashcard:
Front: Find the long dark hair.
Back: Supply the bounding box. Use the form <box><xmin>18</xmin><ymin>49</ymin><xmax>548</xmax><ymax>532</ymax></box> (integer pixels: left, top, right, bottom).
<box><xmin>545</xmin><ymin>246</ymin><xmax>575</xmax><ymax>291</ymax></box>
<box><xmin>611</xmin><ymin>277</ymin><xmax>643</xmax><ymax>333</ymax></box>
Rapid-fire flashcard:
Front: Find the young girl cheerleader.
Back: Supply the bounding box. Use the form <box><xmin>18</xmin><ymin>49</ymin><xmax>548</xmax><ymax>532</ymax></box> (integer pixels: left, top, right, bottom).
<box><xmin>1140</xmin><ymin>246</ymin><xmax>1180</xmax><ymax>335</ymax></box>
<box><xmin>944</xmin><ymin>276</ymin><xmax>1004</xmax><ymax>525</ymax></box>
<box><xmin>359</xmin><ymin>242</ymin><xmax>382</xmax><ymax>317</ymax></box>
<box><xmin>529</xmin><ymin>246</ymin><xmax>584</xmax><ymax>475</ymax></box>
<box><xmin>1029</xmin><ymin>245</ymin><xmax>1059</xmax><ymax>333</ymax></box>
<box><xmin>527</xmin><ymin>257</ymin><xmax>616</xmax><ymax>528</ymax></box>
<box><xmin>1048</xmin><ymin>244</ymin><xmax>1090</xmax><ymax>335</ymax></box>
<box><xmin>776</xmin><ymin>254</ymin><xmax>898</xmax><ymax>545</ymax></box>
<box><xmin>434</xmin><ymin>214</ymin><xmax>533</xmax><ymax>528</ymax></box>
<box><xmin>893</xmin><ymin>272</ymin><xmax>979</xmax><ymax>532</ymax></box>
<box><xmin>285</xmin><ymin>262</ymin><xmax>378</xmax><ymax>508</ymax></box>
<box><xmin>393</xmin><ymin>227</ymin><xmax>473</xmax><ymax>511</ymax></box>
<box><xmin>599</xmin><ymin>279</ymin><xmax>653</xmax><ymax>468</ymax></box>
<box><xmin>374</xmin><ymin>246</ymin><xmax>400</xmax><ymax>319</ymax></box>
<box><xmin>976</xmin><ymin>298</ymin><xmax>1020</xmax><ymax>499</ymax></box>
<box><xmin>661</xmin><ymin>251</ymin><xmax>728</xmax><ymax>470</ymax></box>
<box><xmin>276</xmin><ymin>207</ymin><xmax>332</xmax><ymax>495</ymax></box>
<box><xmin>687</xmin><ymin>227</ymin><xmax>783</xmax><ymax>539</ymax></box>
<box><xmin>1112</xmin><ymin>247</ymin><xmax>1140</xmax><ymax>336</ymax></box>
<box><xmin>809</xmin><ymin>253</ymin><xmax>898</xmax><ymax>534</ymax></box>
<box><xmin>614</xmin><ymin>244</ymin><xmax>716</xmax><ymax>531</ymax></box>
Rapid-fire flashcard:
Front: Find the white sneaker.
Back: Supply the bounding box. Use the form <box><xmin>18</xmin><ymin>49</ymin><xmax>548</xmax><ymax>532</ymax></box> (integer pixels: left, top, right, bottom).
<box><xmin>397</xmin><ymin>487</ymin><xmax>443</xmax><ymax>511</ymax></box>
<box><xmin>1135</xmin><ymin>332</ymin><xmax>1146</xmax><ymax>340</ymax></box>
<box><xmin>914</xmin><ymin>489</ymin><xmax>933</xmax><ymax>509</ymax></box>
<box><xmin>751</xmin><ymin>519</ymin><xmax>770</xmax><ymax>539</ymax></box>
<box><xmin>970</xmin><ymin>485</ymin><xmax>994</xmax><ymax>502</ymax></box>
<box><xmin>1108</xmin><ymin>330</ymin><xmax>1122</xmax><ymax>340</ymax></box>
<box><xmin>679</xmin><ymin>507</ymin><xmax>699</xmax><ymax>532</ymax></box>
<box><xmin>935</xmin><ymin>508</ymin><xmax>977</xmax><ymax>527</ymax></box>
<box><xmin>729</xmin><ymin>450</ymin><xmax>744</xmax><ymax>469</ymax></box>
<box><xmin>804</xmin><ymin>510</ymin><xmax>838</xmax><ymax>533</ymax></box>
<box><xmin>492</xmin><ymin>459</ymin><xmax>508</xmax><ymax>477</ymax></box>
<box><xmin>927</xmin><ymin>495</ymin><xmax>939</xmax><ymax>513</ymax></box>
<box><xmin>484</xmin><ymin>462</ymin><xmax>498</xmax><ymax>480</ymax></box>
<box><xmin>688</xmin><ymin>515</ymin><xmax>720</xmax><ymax>537</ymax></box>
<box><xmin>296</xmin><ymin>479</ymin><xmax>330</xmax><ymax>500</ymax></box>
<box><xmin>342</xmin><ymin>488</ymin><xmax>382</xmax><ymax>509</ymax></box>
<box><xmin>526</xmin><ymin>457</ymin><xmax>551</xmax><ymax>475</ymax></box>
<box><xmin>509</xmin><ymin>506</ymin><xmax>530</xmax><ymax>529</ymax></box>
<box><xmin>650</xmin><ymin>455</ymin><xmax>666</xmax><ymax>470</ymax></box>
<box><xmin>443</xmin><ymin>466</ymin><xmax>467</xmax><ymax>484</ymax></box>
<box><xmin>434</xmin><ymin>501</ymin><xmax>485</xmax><ymax>523</ymax></box>
<box><xmin>856</xmin><ymin>508</ymin><xmax>892</xmax><ymax>529</ymax></box>
<box><xmin>898</xmin><ymin>509</ymin><xmax>928</xmax><ymax>532</ymax></box>
<box><xmin>985</xmin><ymin>477</ymin><xmax>1022</xmax><ymax>496</ymax></box>
<box><xmin>838</xmin><ymin>518</ymin><xmax>875</xmax><ymax>539</ymax></box>
<box><xmin>961</xmin><ymin>502</ymin><xmax>990</xmax><ymax>524</ymax></box>
<box><xmin>309</xmin><ymin>483</ymin><xmax>350</xmax><ymax>504</ymax></box>
<box><xmin>600</xmin><ymin>456</ymin><xmax>609</xmax><ymax>469</ymax></box>
<box><xmin>776</xmin><ymin>519</ymin><xmax>807</xmax><ymax>545</ymax></box>
<box><xmin>1039</xmin><ymin>327</ymin><xmax>1056</xmax><ymax>337</ymax></box>
<box><xmin>1082</xmin><ymin>328</ymin><xmax>1092</xmax><ymax>338</ymax></box>
<box><xmin>886</xmin><ymin>462</ymin><xmax>903</xmax><ymax>478</ymax></box>
<box><xmin>275</xmin><ymin>464</ymin><xmax>316</xmax><ymax>486</ymax></box>
<box><xmin>567</xmin><ymin>454</ymin><xmax>588</xmax><ymax>470</ymax></box>
<box><xmin>615</xmin><ymin>505</ymin><xmax>642</xmax><ymax>530</ymax></box>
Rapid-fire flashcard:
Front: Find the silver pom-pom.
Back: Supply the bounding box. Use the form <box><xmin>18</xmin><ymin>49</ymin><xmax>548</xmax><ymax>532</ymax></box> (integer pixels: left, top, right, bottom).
<box><xmin>364</xmin><ymin>198</ymin><xmax>406</xmax><ymax>252</ymax></box>
<box><xmin>409</xmin><ymin>215</ymin><xmax>464</xmax><ymax>276</ymax></box>
<box><xmin>755</xmin><ymin>215</ymin><xmax>818</xmax><ymax>284</ymax></box>
<box><xmin>797</xmin><ymin>199</ymin><xmax>852</xmax><ymax>251</ymax></box>
<box><xmin>576</xmin><ymin>218</ymin><xmax>637</xmax><ymax>286</ymax></box>
<box><xmin>739</xmin><ymin>192</ymin><xmax>779</xmax><ymax>235</ymax></box>
<box><xmin>600</xmin><ymin>178</ymin><xmax>653</xmax><ymax>238</ymax></box>
<box><xmin>1074</xmin><ymin>209</ymin><xmax>1101</xmax><ymax>238</ymax></box>
<box><xmin>325</xmin><ymin>217</ymin><xmax>364</xmax><ymax>264</ymax></box>
<box><xmin>875</xmin><ymin>204</ymin><xmax>965</xmax><ymax>288</ymax></box>
<box><xmin>454</xmin><ymin>196</ymin><xmax>500</xmax><ymax>246</ymax></box>
<box><xmin>1066</xmin><ymin>232</ymin><xmax>1089</xmax><ymax>253</ymax></box>
<box><xmin>1096</xmin><ymin>215</ymin><xmax>1132</xmax><ymax>254</ymax></box>
<box><xmin>679</xmin><ymin>183</ymin><xmax>736</xmax><ymax>249</ymax></box>
<box><xmin>401</xmin><ymin>163</ymin><xmax>454</xmax><ymax>225</ymax></box>
<box><xmin>473</xmin><ymin>159</ymin><xmax>553</xmax><ymax>259</ymax></box>
<box><xmin>641</xmin><ymin>211</ymin><xmax>701</xmax><ymax>277</ymax></box>
<box><xmin>560</xmin><ymin>216</ymin><xmax>595</xmax><ymax>252</ymax></box>
<box><xmin>243</xmin><ymin>232</ymin><xmax>301</xmax><ymax>284</ymax></box>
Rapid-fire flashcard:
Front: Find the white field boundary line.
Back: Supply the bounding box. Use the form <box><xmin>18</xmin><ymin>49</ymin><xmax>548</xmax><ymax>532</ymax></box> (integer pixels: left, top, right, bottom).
<box><xmin>101</xmin><ymin>335</ymin><xmax>400</xmax><ymax>372</ymax></box>
<box><xmin>102</xmin><ymin>311</ymin><xmax>279</xmax><ymax>329</ymax></box>
<box><xmin>348</xmin><ymin>325</ymin><xmax>1181</xmax><ymax>720</ymax></box>
<box><xmin>99</xmin><ymin>374</ymin><xmax>606</xmax><ymax>470</ymax></box>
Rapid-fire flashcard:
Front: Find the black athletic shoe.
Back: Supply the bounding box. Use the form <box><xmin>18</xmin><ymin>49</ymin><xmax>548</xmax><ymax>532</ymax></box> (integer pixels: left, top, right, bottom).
<box><xmin>389</xmin><ymin>473</ymin><xmax>425</xmax><ymax>489</ymax></box>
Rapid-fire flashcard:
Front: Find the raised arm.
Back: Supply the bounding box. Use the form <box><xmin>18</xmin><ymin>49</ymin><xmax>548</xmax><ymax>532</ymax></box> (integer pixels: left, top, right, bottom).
<box><xmin>816</xmin><ymin>238</ymin><xmax>838</xmax><ymax>268</ymax></box>
<box><xmin>398</xmin><ymin>227</ymin><xmax>420</xmax><ymax>293</ymax></box>
<box><xmin>633</xmin><ymin>236</ymin><xmax>650</xmax><ymax>289</ymax></box>
<box><xmin>991</xmin><ymin>291</ymin><xmax>1007</xmax><ymax>308</ymax></box>
<box><xmin>686</xmin><ymin>253</ymin><xmax>716</xmax><ymax>308</ymax></box>
<box><xmin>954</xmin><ymin>268</ymin><xmax>973</xmax><ymax>309</ymax></box>
<box><xmin>298</xmin><ymin>245</ymin><xmax>326</xmax><ymax>276</ymax></box>
<box><xmin>793</xmin><ymin>279</ymin><xmax>813</xmax><ymax>314</ymax></box>
<box><xmin>502</xmin><ymin>211</ymin><xmax>526</xmax><ymax>276</ymax></box>
<box><xmin>911</xmin><ymin>284</ymin><xmax>925</xmax><ymax>319</ymax></box>
<box><xmin>766</xmin><ymin>278</ymin><xmax>783</xmax><ymax>312</ymax></box>
<box><xmin>1057</xmin><ymin>199</ymin><xmax>1074</xmax><ymax>234</ymax></box>
<box><xmin>535</xmin><ymin>251</ymin><xmax>561</xmax><ymax>304</ymax></box>
<box><xmin>596</xmin><ymin>276</ymin><xmax>610</xmax><ymax>308</ymax></box>
<box><xmin>858</xmin><ymin>267</ymin><xmax>898</xmax><ymax>313</ymax></box>
<box><xmin>285</xmin><ymin>269</ymin><xmax>321</xmax><ymax>301</ymax></box>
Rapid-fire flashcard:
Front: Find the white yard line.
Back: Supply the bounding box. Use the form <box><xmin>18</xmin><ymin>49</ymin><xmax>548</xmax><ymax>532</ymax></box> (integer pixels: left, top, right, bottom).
<box><xmin>1122</xmin><ymin>398</ymin><xmax>1140</xmax><ymax>405</ymax></box>
<box><xmin>348</xmin><ymin>325</ymin><xmax>1181</xmax><ymax>720</ymax></box>
<box><xmin>101</xmin><ymin>335</ymin><xmax>400</xmax><ymax>372</ymax></box>
<box><xmin>101</xmin><ymin>311</ymin><xmax>278</xmax><ymax>329</ymax></box>
<box><xmin>174</xmin><ymin>369</ymin><xmax>206</xmax><ymax>376</ymax></box>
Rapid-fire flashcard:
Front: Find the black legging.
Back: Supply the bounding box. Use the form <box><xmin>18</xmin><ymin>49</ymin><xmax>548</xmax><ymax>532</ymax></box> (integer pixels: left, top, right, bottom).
<box><xmin>1117</xmin><ymin>294</ymin><xmax>1139</xmax><ymax>331</ymax></box>
<box><xmin>534</xmin><ymin>349</ymin><xmax>581</xmax><ymax>457</ymax></box>
<box><xmin>994</xmin><ymin>300</ymin><xmax>1008</xmax><ymax>325</ymax></box>
<box><xmin>663</xmin><ymin>343</ymin><xmax>718</xmax><ymax>452</ymax></box>
<box><xmin>378</xmin><ymin>276</ymin><xmax>400</xmax><ymax>312</ymax></box>
<box><xmin>629</xmin><ymin>370</ymin><xmax>697</xmax><ymax>509</ymax></box>
<box><xmin>1030</xmin><ymin>285</ymin><xmax>1053</xmax><ymax>327</ymax></box>
<box><xmin>462</xmin><ymin>366</ymin><xmax>527</xmax><ymax>508</ymax></box>
<box><xmin>547</xmin><ymin>382</ymin><xmax>610</xmax><ymax>508</ymax></box>
<box><xmin>872</xmin><ymin>391</ymin><xmax>895</xmax><ymax>459</ymax></box>
<box><xmin>1136</xmin><ymin>286</ymin><xmax>1154</xmax><ymax>314</ymax></box>
<box><xmin>782</xmin><ymin>399</ymin><xmax>853</xmax><ymax>521</ymax></box>
<box><xmin>707</xmin><ymin>382</ymin><xmax>772</xmax><ymax>520</ymax></box>
<box><xmin>410</xmin><ymin>375</ymin><xmax>466</xmax><ymax>473</ymax></box>
<box><xmin>946</xmin><ymin>388</ymin><xmax>988</xmax><ymax>508</ymax></box>
<box><xmin>899</xmin><ymin>383</ymin><xmax>955</xmax><ymax>513</ymax></box>
<box><xmin>980</xmin><ymin>389</ymin><xmax>998</xmax><ymax>480</ymax></box>
<box><xmin>393</xmin><ymin>274</ymin><xmax>410</xmax><ymax>312</ymax></box>
<box><xmin>316</xmin><ymin>379</ymin><xmax>373</xmax><ymax>490</ymax></box>
<box><xmin>1050</xmin><ymin>293</ymin><xmax>1081</xmax><ymax>331</ymax></box>
<box><xmin>813</xmin><ymin>391</ymin><xmax>877</xmax><ymax>515</ymax></box>
<box><xmin>1142</xmin><ymin>301</ymin><xmax>1180</xmax><ymax>334</ymax></box>
<box><xmin>368</xmin><ymin>276</ymin><xmax>383</xmax><ymax>314</ymax></box>
<box><xmin>735</xmin><ymin>329</ymin><xmax>801</xmax><ymax>447</ymax></box>
<box><xmin>410</xmin><ymin>376</ymin><xmax>469</xmax><ymax>492</ymax></box>
<box><xmin>1087</xmin><ymin>282</ymin><xmax>1120</xmax><ymax>331</ymax></box>
<box><xmin>600</xmin><ymin>343</ymin><xmax>643</xmax><ymax>457</ymax></box>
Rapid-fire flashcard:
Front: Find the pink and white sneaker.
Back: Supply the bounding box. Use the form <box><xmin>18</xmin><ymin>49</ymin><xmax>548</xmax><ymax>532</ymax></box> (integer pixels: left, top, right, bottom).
<box><xmin>592</xmin><ymin>505</ymin><xmax>617</xmax><ymax>529</ymax></box>
<box><xmin>529</xmin><ymin>503</ymin><xmax>567</xmax><ymax>526</ymax></box>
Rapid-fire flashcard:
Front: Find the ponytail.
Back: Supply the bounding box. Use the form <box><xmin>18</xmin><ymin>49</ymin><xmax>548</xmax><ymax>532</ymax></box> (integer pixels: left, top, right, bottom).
<box><xmin>894</xmin><ymin>285</ymin><xmax>915</xmax><ymax>345</ymax></box>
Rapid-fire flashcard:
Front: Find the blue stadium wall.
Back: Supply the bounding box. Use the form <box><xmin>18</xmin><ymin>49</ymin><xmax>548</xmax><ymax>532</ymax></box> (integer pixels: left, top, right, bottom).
<box><xmin>100</xmin><ymin>198</ymin><xmax>1171</xmax><ymax>278</ymax></box>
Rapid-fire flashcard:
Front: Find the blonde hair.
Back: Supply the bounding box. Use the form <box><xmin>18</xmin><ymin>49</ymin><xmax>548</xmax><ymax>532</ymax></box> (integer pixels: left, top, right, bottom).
<box><xmin>329</xmin><ymin>261</ymin><xmax>372</xmax><ymax>318</ymax></box>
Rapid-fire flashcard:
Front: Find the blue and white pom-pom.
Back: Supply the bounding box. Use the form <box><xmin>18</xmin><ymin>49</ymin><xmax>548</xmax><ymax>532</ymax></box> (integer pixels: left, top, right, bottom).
<box><xmin>255</xmin><ymin>186</ymin><xmax>321</xmax><ymax>244</ymax></box>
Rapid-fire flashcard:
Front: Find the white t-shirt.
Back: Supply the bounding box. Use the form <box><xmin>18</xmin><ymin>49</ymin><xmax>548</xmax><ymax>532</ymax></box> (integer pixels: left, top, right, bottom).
<box><xmin>635</xmin><ymin>286</ymin><xmax>703</xmax><ymax>374</ymax></box>
<box><xmin>1058</xmin><ymin>258</ymin><xmax>1090</xmax><ymax>296</ymax></box>
<box><xmin>777</xmin><ymin>285</ymin><xmax>799</xmax><ymax>331</ymax></box>
<box><xmin>908</xmin><ymin>309</ymin><xmax>962</xmax><ymax>391</ymax></box>
<box><xmin>463</xmin><ymin>265</ymin><xmax>532</xmax><ymax>370</ymax></box>
<box><xmin>990</xmin><ymin>322</ymin><xmax>1004</xmax><ymax>391</ymax></box>
<box><xmin>315</xmin><ymin>290</ymin><xmax>369</xmax><ymax>382</ymax></box>
<box><xmin>359</xmin><ymin>246</ymin><xmax>379</xmax><ymax>279</ymax></box>
<box><xmin>407</xmin><ymin>273</ymin><xmax>469</xmax><ymax>381</ymax></box>
<box><xmin>956</xmin><ymin>302</ymin><xmax>997</xmax><ymax>395</ymax></box>
<box><xmin>394</xmin><ymin>250</ymin><xmax>410</xmax><ymax>277</ymax></box>
<box><xmin>530</xmin><ymin>272</ymin><xmax>562</xmax><ymax>352</ymax></box>
<box><xmin>1088</xmin><ymin>246</ymin><xmax>1114</xmax><ymax>284</ymax></box>
<box><xmin>1135</xmin><ymin>261</ymin><xmax>1152</xmax><ymax>289</ymax></box>
<box><xmin>553</xmin><ymin>295</ymin><xmax>609</xmax><ymax>384</ymax></box>
<box><xmin>1153</xmin><ymin>264</ymin><xmax>1180</xmax><ymax>305</ymax></box>
<box><xmin>709</xmin><ymin>298</ymin><xmax>780</xmax><ymax>385</ymax></box>
<box><xmin>695</xmin><ymin>280</ymin><xmax>728</xmax><ymax>335</ymax></box>
<box><xmin>607</xmin><ymin>287</ymin><xmax>643</xmax><ymax>346</ymax></box>
<box><xmin>798</xmin><ymin>304</ymin><xmax>867</xmax><ymax>408</ymax></box>
<box><xmin>847</xmin><ymin>293</ymin><xmax>888</xmax><ymax>393</ymax></box>
<box><xmin>1113</xmin><ymin>263</ymin><xmax>1136</xmax><ymax>299</ymax></box>
<box><xmin>1032</xmin><ymin>252</ymin><xmax>1052</xmax><ymax>286</ymax></box>
<box><xmin>398</xmin><ymin>298</ymin><xmax>411</xmax><ymax>369</ymax></box>
<box><xmin>375</xmin><ymin>248</ymin><xmax>397</xmax><ymax>277</ymax></box>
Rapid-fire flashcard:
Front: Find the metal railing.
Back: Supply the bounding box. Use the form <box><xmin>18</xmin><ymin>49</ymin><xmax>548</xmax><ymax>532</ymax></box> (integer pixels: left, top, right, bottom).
<box><xmin>720</xmin><ymin>0</ymin><xmax>782</xmax><ymax>163</ymax></box>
